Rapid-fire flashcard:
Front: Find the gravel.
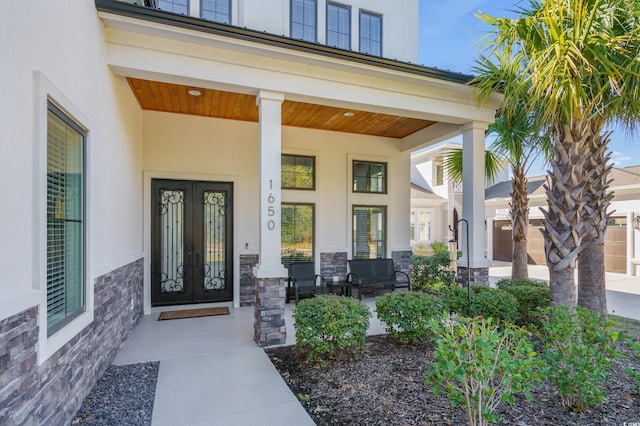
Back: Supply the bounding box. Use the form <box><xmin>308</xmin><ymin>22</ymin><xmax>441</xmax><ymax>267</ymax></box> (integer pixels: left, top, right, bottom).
<box><xmin>72</xmin><ymin>362</ymin><xmax>159</xmax><ymax>426</ymax></box>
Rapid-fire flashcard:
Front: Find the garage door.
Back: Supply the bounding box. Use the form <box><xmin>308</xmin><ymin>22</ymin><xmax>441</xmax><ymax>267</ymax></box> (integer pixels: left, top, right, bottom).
<box><xmin>492</xmin><ymin>218</ymin><xmax>626</xmax><ymax>272</ymax></box>
<box><xmin>605</xmin><ymin>217</ymin><xmax>627</xmax><ymax>273</ymax></box>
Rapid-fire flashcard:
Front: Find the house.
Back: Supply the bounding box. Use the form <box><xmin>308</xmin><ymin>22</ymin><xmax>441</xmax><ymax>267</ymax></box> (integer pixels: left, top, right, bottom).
<box><xmin>410</xmin><ymin>142</ymin><xmax>508</xmax><ymax>253</ymax></box>
<box><xmin>485</xmin><ymin>166</ymin><xmax>640</xmax><ymax>276</ymax></box>
<box><xmin>0</xmin><ymin>0</ymin><xmax>498</xmax><ymax>423</ymax></box>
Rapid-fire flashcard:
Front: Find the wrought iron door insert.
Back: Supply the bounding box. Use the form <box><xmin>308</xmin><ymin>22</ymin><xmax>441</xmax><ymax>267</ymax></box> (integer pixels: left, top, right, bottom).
<box><xmin>151</xmin><ymin>179</ymin><xmax>233</xmax><ymax>306</ymax></box>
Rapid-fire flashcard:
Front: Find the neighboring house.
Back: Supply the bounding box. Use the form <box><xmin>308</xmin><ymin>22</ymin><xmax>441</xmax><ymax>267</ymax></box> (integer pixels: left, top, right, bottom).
<box><xmin>0</xmin><ymin>0</ymin><xmax>498</xmax><ymax>423</ymax></box>
<box><xmin>410</xmin><ymin>143</ymin><xmax>508</xmax><ymax>252</ymax></box>
<box><xmin>485</xmin><ymin>165</ymin><xmax>640</xmax><ymax>276</ymax></box>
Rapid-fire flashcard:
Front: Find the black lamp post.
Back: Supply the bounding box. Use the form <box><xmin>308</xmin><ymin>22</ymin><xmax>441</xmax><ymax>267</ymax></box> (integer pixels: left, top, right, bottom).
<box><xmin>449</xmin><ymin>219</ymin><xmax>471</xmax><ymax>316</ymax></box>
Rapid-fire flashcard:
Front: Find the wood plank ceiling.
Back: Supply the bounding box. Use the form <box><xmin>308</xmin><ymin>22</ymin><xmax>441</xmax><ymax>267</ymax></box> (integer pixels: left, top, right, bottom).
<box><xmin>127</xmin><ymin>78</ymin><xmax>436</xmax><ymax>138</ymax></box>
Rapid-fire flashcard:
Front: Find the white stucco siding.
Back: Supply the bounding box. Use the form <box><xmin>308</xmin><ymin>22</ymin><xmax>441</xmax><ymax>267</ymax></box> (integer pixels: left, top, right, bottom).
<box><xmin>142</xmin><ymin>111</ymin><xmax>410</xmax><ymax>274</ymax></box>
<box><xmin>0</xmin><ymin>2</ymin><xmax>144</xmax><ymax>324</ymax></box>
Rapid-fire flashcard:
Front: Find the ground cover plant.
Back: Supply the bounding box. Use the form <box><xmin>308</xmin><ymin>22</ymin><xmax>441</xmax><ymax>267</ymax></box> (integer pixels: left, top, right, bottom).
<box><xmin>268</xmin><ymin>293</ymin><xmax>640</xmax><ymax>425</ymax></box>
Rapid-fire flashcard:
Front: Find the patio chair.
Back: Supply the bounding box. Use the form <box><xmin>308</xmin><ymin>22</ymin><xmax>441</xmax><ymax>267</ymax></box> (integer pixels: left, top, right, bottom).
<box><xmin>286</xmin><ymin>261</ymin><xmax>326</xmax><ymax>304</ymax></box>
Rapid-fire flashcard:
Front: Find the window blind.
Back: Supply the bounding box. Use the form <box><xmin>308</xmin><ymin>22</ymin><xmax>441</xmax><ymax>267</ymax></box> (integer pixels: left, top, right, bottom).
<box><xmin>157</xmin><ymin>0</ymin><xmax>188</xmax><ymax>14</ymax></box>
<box><xmin>47</xmin><ymin>104</ymin><xmax>85</xmax><ymax>334</ymax></box>
<box><xmin>360</xmin><ymin>11</ymin><xmax>382</xmax><ymax>56</ymax></box>
<box><xmin>327</xmin><ymin>3</ymin><xmax>350</xmax><ymax>49</ymax></box>
<box><xmin>201</xmin><ymin>0</ymin><xmax>230</xmax><ymax>24</ymax></box>
<box><xmin>291</xmin><ymin>0</ymin><xmax>317</xmax><ymax>42</ymax></box>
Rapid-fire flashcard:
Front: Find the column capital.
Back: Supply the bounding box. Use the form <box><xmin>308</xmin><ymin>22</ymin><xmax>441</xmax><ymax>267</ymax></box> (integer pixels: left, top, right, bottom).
<box><xmin>256</xmin><ymin>90</ymin><xmax>284</xmax><ymax>104</ymax></box>
<box><xmin>460</xmin><ymin>121</ymin><xmax>490</xmax><ymax>133</ymax></box>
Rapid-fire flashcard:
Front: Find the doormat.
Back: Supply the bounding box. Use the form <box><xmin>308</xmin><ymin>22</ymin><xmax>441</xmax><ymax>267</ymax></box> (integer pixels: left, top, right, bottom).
<box><xmin>158</xmin><ymin>306</ymin><xmax>230</xmax><ymax>321</ymax></box>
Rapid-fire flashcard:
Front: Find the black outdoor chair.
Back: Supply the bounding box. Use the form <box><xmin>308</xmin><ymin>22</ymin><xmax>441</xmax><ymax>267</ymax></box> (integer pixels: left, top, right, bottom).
<box><xmin>286</xmin><ymin>261</ymin><xmax>326</xmax><ymax>304</ymax></box>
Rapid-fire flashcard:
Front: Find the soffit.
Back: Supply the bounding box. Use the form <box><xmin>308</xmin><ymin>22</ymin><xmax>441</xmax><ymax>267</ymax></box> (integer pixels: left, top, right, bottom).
<box><xmin>128</xmin><ymin>78</ymin><xmax>437</xmax><ymax>138</ymax></box>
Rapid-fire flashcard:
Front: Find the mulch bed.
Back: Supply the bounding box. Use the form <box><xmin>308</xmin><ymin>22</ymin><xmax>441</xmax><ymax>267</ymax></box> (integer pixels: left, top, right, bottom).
<box><xmin>266</xmin><ymin>334</ymin><xmax>640</xmax><ymax>425</ymax></box>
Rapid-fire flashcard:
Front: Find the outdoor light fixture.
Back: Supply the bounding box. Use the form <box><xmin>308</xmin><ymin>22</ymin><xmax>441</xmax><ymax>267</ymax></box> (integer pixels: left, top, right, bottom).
<box><xmin>187</xmin><ymin>89</ymin><xmax>202</xmax><ymax>96</ymax></box>
<box><xmin>343</xmin><ymin>111</ymin><xmax>354</xmax><ymax>117</ymax></box>
<box><xmin>449</xmin><ymin>219</ymin><xmax>471</xmax><ymax>316</ymax></box>
<box><xmin>634</xmin><ymin>213</ymin><xmax>640</xmax><ymax>230</ymax></box>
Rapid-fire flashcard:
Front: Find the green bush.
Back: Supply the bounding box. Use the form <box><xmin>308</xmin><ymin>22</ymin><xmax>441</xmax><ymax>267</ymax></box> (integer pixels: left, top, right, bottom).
<box><xmin>495</xmin><ymin>278</ymin><xmax>547</xmax><ymax>289</ymax></box>
<box><xmin>411</xmin><ymin>252</ymin><xmax>455</xmax><ymax>293</ymax></box>
<box><xmin>538</xmin><ymin>306</ymin><xmax>624</xmax><ymax>410</ymax></box>
<box><xmin>441</xmin><ymin>285</ymin><xmax>520</xmax><ymax>324</ymax></box>
<box><xmin>375</xmin><ymin>292</ymin><xmax>442</xmax><ymax>344</ymax></box>
<box><xmin>293</xmin><ymin>294</ymin><xmax>371</xmax><ymax>365</ymax></box>
<box><xmin>496</xmin><ymin>280</ymin><xmax>550</xmax><ymax>325</ymax></box>
<box><xmin>426</xmin><ymin>313</ymin><xmax>540</xmax><ymax>426</ymax></box>
<box><xmin>431</xmin><ymin>240</ymin><xmax>449</xmax><ymax>255</ymax></box>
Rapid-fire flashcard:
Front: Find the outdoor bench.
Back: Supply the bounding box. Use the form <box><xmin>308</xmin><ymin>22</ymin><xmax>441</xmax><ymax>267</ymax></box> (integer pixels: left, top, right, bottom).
<box><xmin>347</xmin><ymin>258</ymin><xmax>412</xmax><ymax>300</ymax></box>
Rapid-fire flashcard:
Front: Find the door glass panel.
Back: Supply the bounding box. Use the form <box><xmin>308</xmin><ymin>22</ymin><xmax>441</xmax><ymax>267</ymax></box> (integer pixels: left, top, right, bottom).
<box><xmin>203</xmin><ymin>191</ymin><xmax>227</xmax><ymax>291</ymax></box>
<box><xmin>160</xmin><ymin>190</ymin><xmax>185</xmax><ymax>294</ymax></box>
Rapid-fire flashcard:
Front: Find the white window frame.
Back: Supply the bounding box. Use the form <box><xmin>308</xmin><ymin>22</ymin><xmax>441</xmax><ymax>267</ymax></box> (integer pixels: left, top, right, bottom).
<box><xmin>34</xmin><ymin>71</ymin><xmax>93</xmax><ymax>365</ymax></box>
<box><xmin>410</xmin><ymin>207</ymin><xmax>434</xmax><ymax>243</ymax></box>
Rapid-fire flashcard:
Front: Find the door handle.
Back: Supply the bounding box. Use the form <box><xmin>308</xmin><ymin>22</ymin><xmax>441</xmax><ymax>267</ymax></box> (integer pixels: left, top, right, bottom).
<box><xmin>195</xmin><ymin>253</ymin><xmax>200</xmax><ymax>268</ymax></box>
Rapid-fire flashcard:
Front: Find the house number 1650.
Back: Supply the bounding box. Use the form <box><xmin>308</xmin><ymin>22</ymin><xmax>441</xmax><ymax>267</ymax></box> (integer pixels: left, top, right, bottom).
<box><xmin>267</xmin><ymin>179</ymin><xmax>275</xmax><ymax>231</ymax></box>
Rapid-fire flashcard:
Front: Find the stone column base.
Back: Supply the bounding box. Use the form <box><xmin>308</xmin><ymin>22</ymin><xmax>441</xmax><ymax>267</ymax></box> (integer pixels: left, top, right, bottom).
<box><xmin>254</xmin><ymin>277</ymin><xmax>286</xmax><ymax>347</ymax></box>
<box><xmin>457</xmin><ymin>266</ymin><xmax>489</xmax><ymax>287</ymax></box>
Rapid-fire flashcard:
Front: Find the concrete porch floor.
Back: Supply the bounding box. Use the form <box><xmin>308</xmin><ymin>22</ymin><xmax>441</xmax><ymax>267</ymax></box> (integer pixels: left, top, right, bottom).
<box><xmin>113</xmin><ymin>264</ymin><xmax>640</xmax><ymax>425</ymax></box>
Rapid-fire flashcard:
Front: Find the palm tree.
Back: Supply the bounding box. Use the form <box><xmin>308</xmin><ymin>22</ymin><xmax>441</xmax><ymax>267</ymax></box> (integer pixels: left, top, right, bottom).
<box><xmin>473</xmin><ymin>0</ymin><xmax>640</xmax><ymax>308</ymax></box>
<box><xmin>444</xmin><ymin>110</ymin><xmax>551</xmax><ymax>280</ymax></box>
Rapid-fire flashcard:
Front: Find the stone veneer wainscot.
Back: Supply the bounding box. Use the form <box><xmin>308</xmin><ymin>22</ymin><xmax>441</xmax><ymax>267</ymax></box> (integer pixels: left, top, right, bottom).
<box><xmin>0</xmin><ymin>258</ymin><xmax>144</xmax><ymax>426</ymax></box>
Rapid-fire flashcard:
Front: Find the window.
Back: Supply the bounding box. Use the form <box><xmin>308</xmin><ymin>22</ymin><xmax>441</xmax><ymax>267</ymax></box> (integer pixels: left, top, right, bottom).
<box><xmin>353</xmin><ymin>160</ymin><xmax>386</xmax><ymax>193</ymax></box>
<box><xmin>282</xmin><ymin>154</ymin><xmax>315</xmax><ymax>190</ymax></box>
<box><xmin>435</xmin><ymin>162</ymin><xmax>444</xmax><ymax>186</ymax></box>
<box><xmin>47</xmin><ymin>102</ymin><xmax>85</xmax><ymax>335</ymax></box>
<box><xmin>281</xmin><ymin>204</ymin><xmax>314</xmax><ymax>268</ymax></box>
<box><xmin>359</xmin><ymin>10</ymin><xmax>382</xmax><ymax>56</ymax></box>
<box><xmin>353</xmin><ymin>206</ymin><xmax>386</xmax><ymax>259</ymax></box>
<box><xmin>201</xmin><ymin>0</ymin><xmax>230</xmax><ymax>23</ymax></box>
<box><xmin>158</xmin><ymin>0</ymin><xmax>188</xmax><ymax>14</ymax></box>
<box><xmin>291</xmin><ymin>0</ymin><xmax>317</xmax><ymax>42</ymax></box>
<box><xmin>410</xmin><ymin>208</ymin><xmax>432</xmax><ymax>242</ymax></box>
<box><xmin>327</xmin><ymin>2</ymin><xmax>350</xmax><ymax>49</ymax></box>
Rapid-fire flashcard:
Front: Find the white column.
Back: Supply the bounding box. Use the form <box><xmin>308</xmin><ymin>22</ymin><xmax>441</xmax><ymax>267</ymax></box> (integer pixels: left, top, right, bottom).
<box><xmin>459</xmin><ymin>122</ymin><xmax>491</xmax><ymax>269</ymax></box>
<box><xmin>253</xmin><ymin>90</ymin><xmax>288</xmax><ymax>279</ymax></box>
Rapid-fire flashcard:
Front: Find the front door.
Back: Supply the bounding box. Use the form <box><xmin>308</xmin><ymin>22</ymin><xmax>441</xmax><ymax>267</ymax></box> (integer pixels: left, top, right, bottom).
<box><xmin>151</xmin><ymin>179</ymin><xmax>233</xmax><ymax>306</ymax></box>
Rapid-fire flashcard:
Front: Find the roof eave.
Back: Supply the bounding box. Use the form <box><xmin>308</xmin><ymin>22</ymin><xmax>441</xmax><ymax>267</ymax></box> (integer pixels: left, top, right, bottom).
<box><xmin>95</xmin><ymin>0</ymin><xmax>474</xmax><ymax>85</ymax></box>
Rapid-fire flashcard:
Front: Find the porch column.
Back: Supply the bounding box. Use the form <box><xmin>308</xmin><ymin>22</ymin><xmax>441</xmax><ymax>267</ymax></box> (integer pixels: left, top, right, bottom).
<box><xmin>458</xmin><ymin>122</ymin><xmax>491</xmax><ymax>286</ymax></box>
<box><xmin>253</xmin><ymin>90</ymin><xmax>288</xmax><ymax>347</ymax></box>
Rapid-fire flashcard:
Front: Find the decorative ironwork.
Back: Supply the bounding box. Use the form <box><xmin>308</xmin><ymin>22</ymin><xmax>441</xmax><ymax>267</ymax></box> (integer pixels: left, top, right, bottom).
<box><xmin>202</xmin><ymin>190</ymin><xmax>227</xmax><ymax>291</ymax></box>
<box><xmin>159</xmin><ymin>189</ymin><xmax>185</xmax><ymax>294</ymax></box>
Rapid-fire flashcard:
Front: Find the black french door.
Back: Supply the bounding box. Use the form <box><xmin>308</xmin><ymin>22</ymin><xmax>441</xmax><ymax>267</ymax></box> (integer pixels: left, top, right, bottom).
<box><xmin>151</xmin><ymin>179</ymin><xmax>233</xmax><ymax>306</ymax></box>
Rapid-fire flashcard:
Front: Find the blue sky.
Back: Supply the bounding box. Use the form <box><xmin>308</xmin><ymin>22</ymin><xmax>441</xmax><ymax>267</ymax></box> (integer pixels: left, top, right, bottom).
<box><xmin>417</xmin><ymin>0</ymin><xmax>639</xmax><ymax>175</ymax></box>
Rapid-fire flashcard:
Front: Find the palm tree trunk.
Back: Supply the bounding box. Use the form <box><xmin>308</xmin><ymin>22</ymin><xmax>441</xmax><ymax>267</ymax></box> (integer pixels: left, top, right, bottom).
<box><xmin>541</xmin><ymin>121</ymin><xmax>590</xmax><ymax>307</ymax></box>
<box><xmin>578</xmin><ymin>242</ymin><xmax>607</xmax><ymax>313</ymax></box>
<box><xmin>511</xmin><ymin>164</ymin><xmax>529</xmax><ymax>279</ymax></box>
<box><xmin>577</xmin><ymin>127</ymin><xmax>612</xmax><ymax>314</ymax></box>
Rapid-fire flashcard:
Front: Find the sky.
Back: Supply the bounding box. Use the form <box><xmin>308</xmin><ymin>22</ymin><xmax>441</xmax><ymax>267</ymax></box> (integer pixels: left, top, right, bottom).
<box><xmin>417</xmin><ymin>0</ymin><xmax>639</xmax><ymax>176</ymax></box>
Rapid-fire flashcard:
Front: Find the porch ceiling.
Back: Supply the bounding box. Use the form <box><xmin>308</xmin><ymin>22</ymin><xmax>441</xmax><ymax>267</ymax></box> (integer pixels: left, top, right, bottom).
<box><xmin>127</xmin><ymin>78</ymin><xmax>437</xmax><ymax>139</ymax></box>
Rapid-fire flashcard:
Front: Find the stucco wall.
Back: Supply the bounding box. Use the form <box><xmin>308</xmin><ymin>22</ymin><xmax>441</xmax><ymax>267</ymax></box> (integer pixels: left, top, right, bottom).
<box><xmin>142</xmin><ymin>110</ymin><xmax>411</xmax><ymax>300</ymax></box>
<box><xmin>0</xmin><ymin>0</ymin><xmax>143</xmax><ymax>334</ymax></box>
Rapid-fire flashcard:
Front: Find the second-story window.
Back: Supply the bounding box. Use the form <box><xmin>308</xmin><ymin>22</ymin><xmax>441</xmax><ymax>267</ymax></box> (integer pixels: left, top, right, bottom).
<box><xmin>327</xmin><ymin>2</ymin><xmax>350</xmax><ymax>49</ymax></box>
<box><xmin>359</xmin><ymin>10</ymin><xmax>382</xmax><ymax>56</ymax></box>
<box><xmin>201</xmin><ymin>0</ymin><xmax>230</xmax><ymax>24</ymax></box>
<box><xmin>158</xmin><ymin>0</ymin><xmax>188</xmax><ymax>14</ymax></box>
<box><xmin>291</xmin><ymin>0</ymin><xmax>317</xmax><ymax>42</ymax></box>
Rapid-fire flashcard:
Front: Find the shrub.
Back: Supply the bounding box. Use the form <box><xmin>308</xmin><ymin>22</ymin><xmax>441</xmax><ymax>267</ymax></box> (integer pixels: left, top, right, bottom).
<box><xmin>495</xmin><ymin>278</ymin><xmax>547</xmax><ymax>289</ymax></box>
<box><xmin>431</xmin><ymin>240</ymin><xmax>449</xmax><ymax>255</ymax></box>
<box><xmin>538</xmin><ymin>306</ymin><xmax>624</xmax><ymax>410</ymax></box>
<box><xmin>441</xmin><ymin>285</ymin><xmax>520</xmax><ymax>324</ymax></box>
<box><xmin>426</xmin><ymin>313</ymin><xmax>540</xmax><ymax>426</ymax></box>
<box><xmin>503</xmin><ymin>285</ymin><xmax>549</xmax><ymax>325</ymax></box>
<box><xmin>626</xmin><ymin>340</ymin><xmax>640</xmax><ymax>394</ymax></box>
<box><xmin>375</xmin><ymin>292</ymin><xmax>442</xmax><ymax>344</ymax></box>
<box><xmin>293</xmin><ymin>294</ymin><xmax>371</xmax><ymax>365</ymax></box>
<box><xmin>411</xmin><ymin>252</ymin><xmax>455</xmax><ymax>293</ymax></box>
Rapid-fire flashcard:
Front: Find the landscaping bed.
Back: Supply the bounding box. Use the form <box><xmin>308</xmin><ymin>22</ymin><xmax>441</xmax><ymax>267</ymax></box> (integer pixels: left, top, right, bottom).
<box><xmin>267</xmin><ymin>333</ymin><xmax>640</xmax><ymax>425</ymax></box>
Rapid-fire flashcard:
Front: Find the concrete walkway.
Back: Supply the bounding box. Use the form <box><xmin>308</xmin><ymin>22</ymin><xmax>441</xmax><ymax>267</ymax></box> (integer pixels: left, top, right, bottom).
<box><xmin>489</xmin><ymin>261</ymin><xmax>640</xmax><ymax>320</ymax></box>
<box><xmin>113</xmin><ymin>265</ymin><xmax>640</xmax><ymax>425</ymax></box>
